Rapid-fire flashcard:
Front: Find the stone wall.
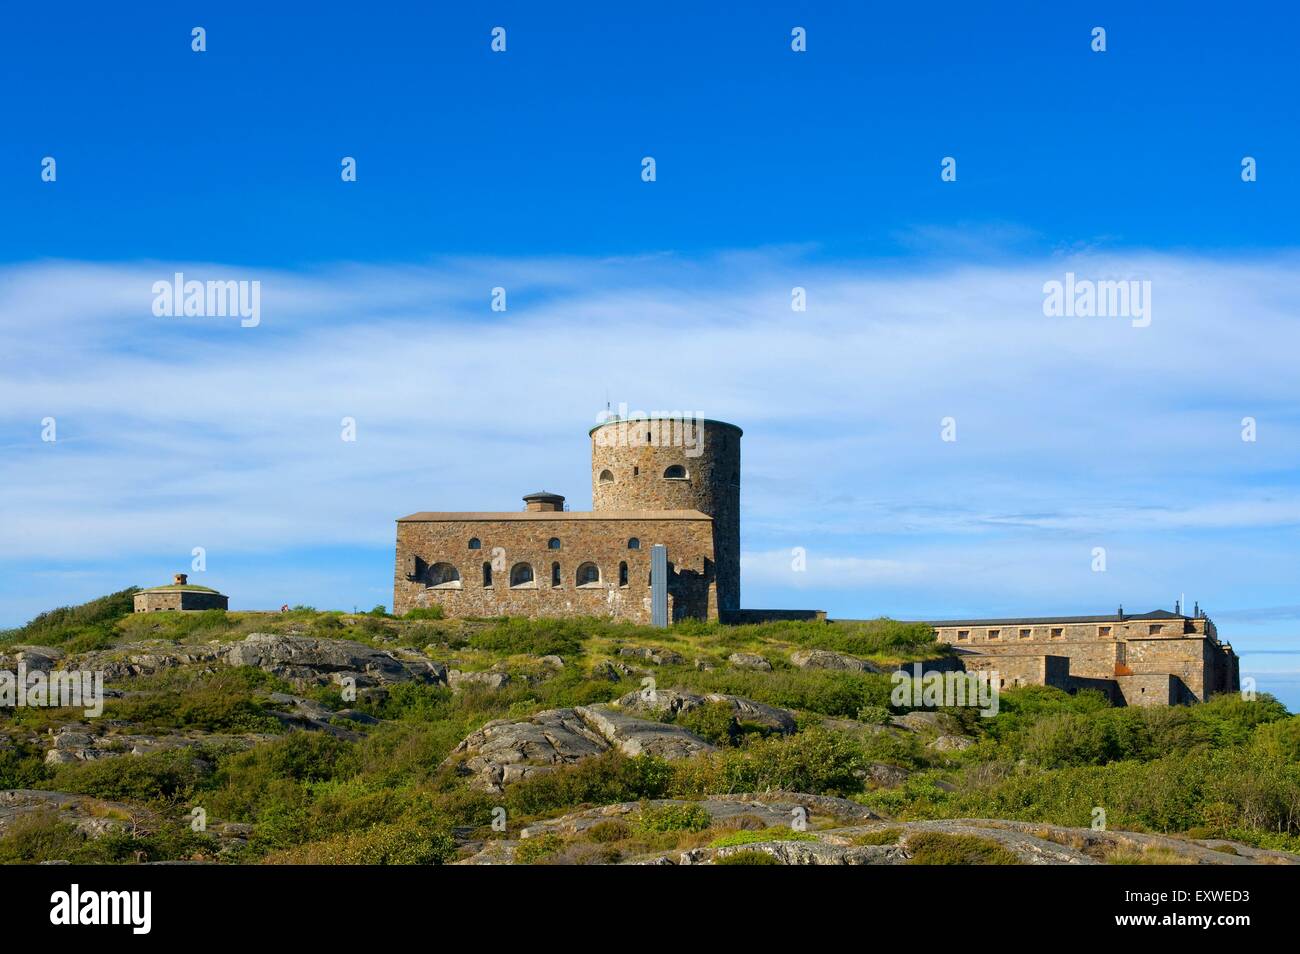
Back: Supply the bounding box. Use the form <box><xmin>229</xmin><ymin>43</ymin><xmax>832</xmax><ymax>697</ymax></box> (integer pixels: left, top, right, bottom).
<box><xmin>133</xmin><ymin>590</ymin><xmax>228</xmax><ymax>612</ymax></box>
<box><xmin>1114</xmin><ymin>673</ymin><xmax>1178</xmax><ymax>707</ymax></box>
<box><xmin>394</xmin><ymin>513</ymin><xmax>717</xmax><ymax>623</ymax></box>
<box><xmin>590</xmin><ymin>419</ymin><xmax>741</xmax><ymax>612</ymax></box>
<box><xmin>932</xmin><ymin>616</ymin><xmax>1239</xmax><ymax>705</ymax></box>
<box><xmin>960</xmin><ymin>653</ymin><xmax>1072</xmax><ymax>692</ymax></box>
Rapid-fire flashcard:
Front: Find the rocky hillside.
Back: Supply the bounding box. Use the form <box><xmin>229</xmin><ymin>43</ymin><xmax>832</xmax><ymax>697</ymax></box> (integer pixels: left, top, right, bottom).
<box><xmin>2</xmin><ymin>597</ymin><xmax>1298</xmax><ymax>865</ymax></box>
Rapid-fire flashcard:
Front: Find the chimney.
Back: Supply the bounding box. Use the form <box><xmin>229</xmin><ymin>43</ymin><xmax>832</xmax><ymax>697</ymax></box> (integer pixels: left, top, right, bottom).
<box><xmin>523</xmin><ymin>491</ymin><xmax>565</xmax><ymax>513</ymax></box>
<box><xmin>1117</xmin><ymin>604</ymin><xmax>1124</xmax><ymax>621</ymax></box>
<box><xmin>1175</xmin><ymin>599</ymin><xmax>1181</xmax><ymax>615</ymax></box>
<box><xmin>174</xmin><ymin>573</ymin><xmax>188</xmax><ymax>585</ymax></box>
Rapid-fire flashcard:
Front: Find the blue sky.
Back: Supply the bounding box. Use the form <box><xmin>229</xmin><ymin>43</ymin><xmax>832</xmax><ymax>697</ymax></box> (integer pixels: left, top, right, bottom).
<box><xmin>1</xmin><ymin>2</ymin><xmax>1298</xmax><ymax>706</ymax></box>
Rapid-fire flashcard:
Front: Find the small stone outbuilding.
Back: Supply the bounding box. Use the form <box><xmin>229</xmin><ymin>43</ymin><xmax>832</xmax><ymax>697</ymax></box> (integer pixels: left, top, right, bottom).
<box><xmin>133</xmin><ymin>574</ymin><xmax>229</xmax><ymax>613</ymax></box>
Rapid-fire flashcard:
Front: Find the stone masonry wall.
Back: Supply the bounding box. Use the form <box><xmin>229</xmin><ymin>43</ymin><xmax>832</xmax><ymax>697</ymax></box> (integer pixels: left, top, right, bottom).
<box><xmin>590</xmin><ymin>419</ymin><xmax>741</xmax><ymax>612</ymax></box>
<box><xmin>394</xmin><ymin>514</ymin><xmax>717</xmax><ymax>623</ymax></box>
<box><xmin>935</xmin><ymin>618</ymin><xmax>1238</xmax><ymax>705</ymax></box>
<box><xmin>133</xmin><ymin>591</ymin><xmax>228</xmax><ymax>612</ymax></box>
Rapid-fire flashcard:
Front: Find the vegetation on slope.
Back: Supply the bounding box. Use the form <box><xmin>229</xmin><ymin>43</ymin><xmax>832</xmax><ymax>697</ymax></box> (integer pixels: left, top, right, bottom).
<box><xmin>1</xmin><ymin>593</ymin><xmax>1297</xmax><ymax>863</ymax></box>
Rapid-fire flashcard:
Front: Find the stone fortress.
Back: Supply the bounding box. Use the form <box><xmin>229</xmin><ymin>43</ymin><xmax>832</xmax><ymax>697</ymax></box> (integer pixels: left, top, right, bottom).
<box><xmin>393</xmin><ymin>414</ymin><xmax>1241</xmax><ymax>706</ymax></box>
<box><xmin>928</xmin><ymin>606</ymin><xmax>1239</xmax><ymax>706</ymax></box>
<box><xmin>394</xmin><ymin>416</ymin><xmax>743</xmax><ymax>625</ymax></box>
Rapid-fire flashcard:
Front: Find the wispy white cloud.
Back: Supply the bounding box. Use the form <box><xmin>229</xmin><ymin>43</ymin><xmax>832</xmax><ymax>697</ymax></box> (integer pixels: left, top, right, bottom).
<box><xmin>1</xmin><ymin>249</ymin><xmax>1298</xmax><ymax>630</ymax></box>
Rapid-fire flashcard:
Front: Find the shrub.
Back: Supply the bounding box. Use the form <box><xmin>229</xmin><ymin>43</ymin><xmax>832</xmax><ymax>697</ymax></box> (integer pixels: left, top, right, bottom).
<box><xmin>44</xmin><ymin>748</ymin><xmax>210</xmax><ymax>805</ymax></box>
<box><xmin>404</xmin><ymin>606</ymin><xmax>445</xmax><ymax>621</ymax></box>
<box><xmin>1251</xmin><ymin>716</ymin><xmax>1300</xmax><ymax>763</ymax></box>
<box><xmin>856</xmin><ymin>705</ymin><xmax>893</xmax><ymax>725</ymax></box>
<box><xmin>672</xmin><ymin>727</ymin><xmax>868</xmax><ymax>798</ymax></box>
<box><xmin>676</xmin><ymin>701</ymin><xmax>739</xmax><ymax>746</ymax></box>
<box><xmin>905</xmin><ymin>831</ymin><xmax>1021</xmax><ymax>865</ymax></box>
<box><xmin>514</xmin><ymin>832</ymin><xmax>565</xmax><ymax>864</ymax></box>
<box><xmin>1</xmin><ymin>587</ymin><xmax>136</xmax><ymax>648</ymax></box>
<box><xmin>504</xmin><ymin>752</ymin><xmax>672</xmax><ymax>817</ymax></box>
<box><xmin>708</xmin><ymin>828</ymin><xmax>817</xmax><ymax>848</ymax></box>
<box><xmin>0</xmin><ymin>737</ymin><xmax>52</xmax><ymax>788</ymax></box>
<box><xmin>852</xmin><ymin>827</ymin><xmax>903</xmax><ymax>846</ymax></box>
<box><xmin>468</xmin><ymin>618</ymin><xmax>589</xmax><ymax>657</ymax></box>
<box><xmin>268</xmin><ymin>820</ymin><xmax>457</xmax><ymax>864</ymax></box>
<box><xmin>636</xmin><ymin>802</ymin><xmax>712</xmax><ymax>833</ymax></box>
<box><xmin>715</xmin><ymin>849</ymin><xmax>781</xmax><ymax>865</ymax></box>
<box><xmin>585</xmin><ymin>820</ymin><xmax>632</xmax><ymax>842</ymax></box>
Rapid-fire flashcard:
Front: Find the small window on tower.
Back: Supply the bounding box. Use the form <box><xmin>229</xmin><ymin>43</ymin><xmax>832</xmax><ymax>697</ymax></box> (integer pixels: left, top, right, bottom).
<box><xmin>599</xmin><ymin>469</ymin><xmax>614</xmax><ymax>483</ymax></box>
<box><xmin>1019</xmin><ymin>628</ymin><xmax>1032</xmax><ymax>639</ymax></box>
<box><xmin>627</xmin><ymin>538</ymin><xmax>640</xmax><ymax>549</ymax></box>
<box><xmin>956</xmin><ymin>630</ymin><xmax>969</xmax><ymax>641</ymax></box>
<box><xmin>619</xmin><ymin>561</ymin><xmax>628</xmax><ymax>586</ymax></box>
<box><xmin>663</xmin><ymin>464</ymin><xmax>687</xmax><ymax>479</ymax></box>
<box><xmin>548</xmin><ymin>538</ymin><xmax>561</xmax><ymax>550</ymax></box>
<box><xmin>468</xmin><ymin>538</ymin><xmax>481</xmax><ymax>550</ymax></box>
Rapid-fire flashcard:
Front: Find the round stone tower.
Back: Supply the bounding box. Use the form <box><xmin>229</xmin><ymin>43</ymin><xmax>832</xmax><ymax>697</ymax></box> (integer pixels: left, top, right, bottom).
<box><xmin>590</xmin><ymin>416</ymin><xmax>741</xmax><ymax>612</ymax></box>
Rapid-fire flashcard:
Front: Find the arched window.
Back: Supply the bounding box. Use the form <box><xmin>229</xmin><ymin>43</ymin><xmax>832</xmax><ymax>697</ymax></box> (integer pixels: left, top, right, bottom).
<box><xmin>551</xmin><ymin>562</ymin><xmax>561</xmax><ymax>587</ymax></box>
<box><xmin>576</xmin><ymin>562</ymin><xmax>601</xmax><ymax>587</ymax></box>
<box><xmin>468</xmin><ymin>538</ymin><xmax>481</xmax><ymax>550</ymax></box>
<box><xmin>426</xmin><ymin>562</ymin><xmax>461</xmax><ymax>589</ymax></box>
<box><xmin>619</xmin><ymin>561</ymin><xmax>628</xmax><ymax>587</ymax></box>
<box><xmin>663</xmin><ymin>464</ymin><xmax>687</xmax><ymax>479</ymax></box>
<box><xmin>627</xmin><ymin>537</ymin><xmax>640</xmax><ymax>550</ymax></box>
<box><xmin>510</xmin><ymin>563</ymin><xmax>535</xmax><ymax>588</ymax></box>
<box><xmin>598</xmin><ymin>469</ymin><xmax>614</xmax><ymax>483</ymax></box>
<box><xmin>548</xmin><ymin>537</ymin><xmax>561</xmax><ymax>550</ymax></box>
<box><xmin>482</xmin><ymin>562</ymin><xmax>492</xmax><ymax>587</ymax></box>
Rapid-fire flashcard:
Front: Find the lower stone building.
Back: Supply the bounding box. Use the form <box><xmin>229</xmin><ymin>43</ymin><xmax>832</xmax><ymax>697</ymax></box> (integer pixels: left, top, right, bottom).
<box><xmin>133</xmin><ymin>574</ymin><xmax>229</xmax><ymax>613</ymax></box>
<box><xmin>929</xmin><ymin>607</ymin><xmax>1239</xmax><ymax>706</ymax></box>
<box><xmin>395</xmin><ymin>493</ymin><xmax>718</xmax><ymax>623</ymax></box>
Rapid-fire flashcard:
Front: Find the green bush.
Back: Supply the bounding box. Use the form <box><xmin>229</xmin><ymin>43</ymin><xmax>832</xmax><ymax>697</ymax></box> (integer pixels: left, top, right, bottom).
<box><xmin>0</xmin><ymin>587</ymin><xmax>136</xmax><ymax>648</ymax></box>
<box><xmin>672</xmin><ymin>727</ymin><xmax>868</xmax><ymax>798</ymax></box>
<box><xmin>585</xmin><ymin>820</ymin><xmax>633</xmax><ymax>842</ymax></box>
<box><xmin>856</xmin><ymin>705</ymin><xmax>893</xmax><ymax>725</ymax></box>
<box><xmin>0</xmin><ymin>737</ymin><xmax>52</xmax><ymax>788</ymax></box>
<box><xmin>44</xmin><ymin>748</ymin><xmax>210</xmax><ymax>805</ymax></box>
<box><xmin>906</xmin><ymin>831</ymin><xmax>1021</xmax><ymax>865</ymax></box>
<box><xmin>636</xmin><ymin>802</ymin><xmax>712</xmax><ymax>833</ymax></box>
<box><xmin>1252</xmin><ymin>716</ymin><xmax>1300</xmax><ymax>763</ymax></box>
<box><xmin>404</xmin><ymin>606</ymin><xmax>445</xmax><ymax>621</ymax></box>
<box><xmin>715</xmin><ymin>849</ymin><xmax>781</xmax><ymax>865</ymax></box>
<box><xmin>514</xmin><ymin>832</ymin><xmax>565</xmax><ymax>864</ymax></box>
<box><xmin>708</xmin><ymin>827</ymin><xmax>817</xmax><ymax>847</ymax></box>
<box><xmin>502</xmin><ymin>752</ymin><xmax>672</xmax><ymax>817</ymax></box>
<box><xmin>468</xmin><ymin>618</ymin><xmax>590</xmax><ymax>657</ymax></box>
<box><xmin>676</xmin><ymin>701</ymin><xmax>739</xmax><ymax>746</ymax></box>
<box><xmin>269</xmin><ymin>819</ymin><xmax>457</xmax><ymax>864</ymax></box>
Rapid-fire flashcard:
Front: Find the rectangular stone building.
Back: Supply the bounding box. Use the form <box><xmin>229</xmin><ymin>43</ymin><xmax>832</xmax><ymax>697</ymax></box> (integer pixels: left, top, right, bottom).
<box><xmin>929</xmin><ymin>608</ymin><xmax>1239</xmax><ymax>706</ymax></box>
